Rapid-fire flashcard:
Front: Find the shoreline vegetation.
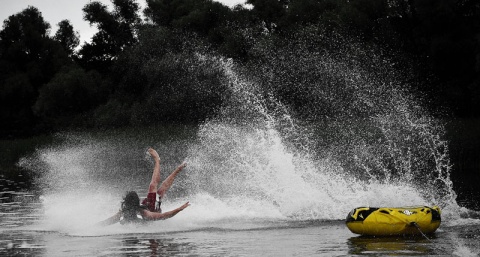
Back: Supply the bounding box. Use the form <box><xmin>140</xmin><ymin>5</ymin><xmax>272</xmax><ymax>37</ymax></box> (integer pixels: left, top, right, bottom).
<box><xmin>1</xmin><ymin>1</ymin><xmax>479</xmax><ymax>138</ymax></box>
<box><xmin>1</xmin><ymin>1</ymin><xmax>479</xmax><ymax>209</ymax></box>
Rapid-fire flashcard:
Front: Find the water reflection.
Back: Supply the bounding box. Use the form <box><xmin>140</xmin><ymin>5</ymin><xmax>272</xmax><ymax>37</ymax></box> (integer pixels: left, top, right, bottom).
<box><xmin>115</xmin><ymin>237</ymin><xmax>196</xmax><ymax>256</ymax></box>
<box><xmin>0</xmin><ymin>230</ymin><xmax>46</xmax><ymax>256</ymax></box>
<box><xmin>347</xmin><ymin>235</ymin><xmax>435</xmax><ymax>255</ymax></box>
<box><xmin>0</xmin><ymin>190</ymin><xmax>42</xmax><ymax>228</ymax></box>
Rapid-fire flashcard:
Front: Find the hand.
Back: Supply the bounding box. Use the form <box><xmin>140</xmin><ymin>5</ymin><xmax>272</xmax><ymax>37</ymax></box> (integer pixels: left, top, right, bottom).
<box><xmin>180</xmin><ymin>202</ymin><xmax>190</xmax><ymax>210</ymax></box>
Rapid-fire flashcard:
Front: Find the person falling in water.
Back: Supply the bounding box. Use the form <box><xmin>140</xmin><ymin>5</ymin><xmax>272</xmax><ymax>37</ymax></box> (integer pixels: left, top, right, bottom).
<box><xmin>98</xmin><ymin>148</ymin><xmax>190</xmax><ymax>226</ymax></box>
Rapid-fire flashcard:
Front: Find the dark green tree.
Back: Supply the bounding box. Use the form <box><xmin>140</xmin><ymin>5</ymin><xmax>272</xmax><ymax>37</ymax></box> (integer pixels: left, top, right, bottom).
<box><xmin>78</xmin><ymin>0</ymin><xmax>141</xmax><ymax>72</ymax></box>
<box><xmin>34</xmin><ymin>67</ymin><xmax>107</xmax><ymax>127</ymax></box>
<box><xmin>145</xmin><ymin>1</ymin><xmax>230</xmax><ymax>37</ymax></box>
<box><xmin>54</xmin><ymin>20</ymin><xmax>80</xmax><ymax>57</ymax></box>
<box><xmin>385</xmin><ymin>0</ymin><xmax>480</xmax><ymax>117</ymax></box>
<box><xmin>246</xmin><ymin>0</ymin><xmax>288</xmax><ymax>32</ymax></box>
<box><xmin>0</xmin><ymin>6</ymin><xmax>51</xmax><ymax>75</ymax></box>
<box><xmin>286</xmin><ymin>0</ymin><xmax>338</xmax><ymax>27</ymax></box>
<box><xmin>0</xmin><ymin>6</ymin><xmax>70</xmax><ymax>137</ymax></box>
<box><xmin>144</xmin><ymin>0</ymin><xmax>193</xmax><ymax>27</ymax></box>
<box><xmin>171</xmin><ymin>1</ymin><xmax>230</xmax><ymax>35</ymax></box>
<box><xmin>93</xmin><ymin>27</ymin><xmax>228</xmax><ymax>127</ymax></box>
<box><xmin>144</xmin><ymin>0</ymin><xmax>252</xmax><ymax>59</ymax></box>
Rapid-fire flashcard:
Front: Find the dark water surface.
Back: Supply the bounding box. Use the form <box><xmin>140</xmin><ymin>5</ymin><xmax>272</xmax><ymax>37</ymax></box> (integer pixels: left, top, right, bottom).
<box><xmin>1</xmin><ymin>198</ymin><xmax>479</xmax><ymax>257</ymax></box>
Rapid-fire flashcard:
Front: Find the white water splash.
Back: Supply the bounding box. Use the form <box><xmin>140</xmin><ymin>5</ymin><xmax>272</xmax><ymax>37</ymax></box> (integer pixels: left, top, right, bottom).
<box><xmin>185</xmin><ymin>55</ymin><xmax>457</xmax><ymax>221</ymax></box>
<box><xmin>16</xmin><ymin>48</ymin><xmax>474</xmax><ymax>236</ymax></box>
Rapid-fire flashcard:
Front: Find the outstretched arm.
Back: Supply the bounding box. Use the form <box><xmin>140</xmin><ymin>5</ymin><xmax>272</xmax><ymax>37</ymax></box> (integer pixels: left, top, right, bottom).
<box><xmin>141</xmin><ymin>202</ymin><xmax>190</xmax><ymax>221</ymax></box>
<box><xmin>97</xmin><ymin>211</ymin><xmax>122</xmax><ymax>226</ymax></box>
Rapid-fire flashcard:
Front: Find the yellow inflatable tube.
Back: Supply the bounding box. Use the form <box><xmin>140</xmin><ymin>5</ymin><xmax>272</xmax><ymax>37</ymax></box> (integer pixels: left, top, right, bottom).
<box><xmin>346</xmin><ymin>206</ymin><xmax>441</xmax><ymax>236</ymax></box>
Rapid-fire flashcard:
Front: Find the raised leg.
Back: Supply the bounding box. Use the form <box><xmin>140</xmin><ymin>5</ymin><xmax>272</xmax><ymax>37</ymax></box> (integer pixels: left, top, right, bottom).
<box><xmin>157</xmin><ymin>162</ymin><xmax>187</xmax><ymax>198</ymax></box>
<box><xmin>147</xmin><ymin>148</ymin><xmax>161</xmax><ymax>193</ymax></box>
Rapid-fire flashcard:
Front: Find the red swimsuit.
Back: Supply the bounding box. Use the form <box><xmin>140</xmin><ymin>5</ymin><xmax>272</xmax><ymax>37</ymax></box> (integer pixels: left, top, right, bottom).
<box><xmin>141</xmin><ymin>192</ymin><xmax>162</xmax><ymax>212</ymax></box>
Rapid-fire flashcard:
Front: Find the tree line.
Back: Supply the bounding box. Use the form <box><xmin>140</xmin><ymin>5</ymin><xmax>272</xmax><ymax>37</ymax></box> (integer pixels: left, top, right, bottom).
<box><xmin>1</xmin><ymin>0</ymin><xmax>479</xmax><ymax>138</ymax></box>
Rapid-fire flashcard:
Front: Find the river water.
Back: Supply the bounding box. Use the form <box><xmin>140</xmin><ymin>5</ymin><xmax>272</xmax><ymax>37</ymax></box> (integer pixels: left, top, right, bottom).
<box><xmin>1</xmin><ymin>126</ymin><xmax>479</xmax><ymax>256</ymax></box>
<box><xmin>2</xmin><ymin>45</ymin><xmax>480</xmax><ymax>256</ymax></box>
<box><xmin>1</xmin><ymin>191</ymin><xmax>479</xmax><ymax>256</ymax></box>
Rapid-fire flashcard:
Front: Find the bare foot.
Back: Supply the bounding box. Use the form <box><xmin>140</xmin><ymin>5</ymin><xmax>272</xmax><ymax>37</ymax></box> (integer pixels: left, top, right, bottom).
<box><xmin>172</xmin><ymin>162</ymin><xmax>187</xmax><ymax>174</ymax></box>
<box><xmin>148</xmin><ymin>148</ymin><xmax>160</xmax><ymax>162</ymax></box>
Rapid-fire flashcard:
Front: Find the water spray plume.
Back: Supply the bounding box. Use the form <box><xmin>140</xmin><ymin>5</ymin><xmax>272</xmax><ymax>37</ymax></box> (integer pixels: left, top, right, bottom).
<box><xmin>18</xmin><ymin>29</ymin><xmax>468</xmax><ymax>234</ymax></box>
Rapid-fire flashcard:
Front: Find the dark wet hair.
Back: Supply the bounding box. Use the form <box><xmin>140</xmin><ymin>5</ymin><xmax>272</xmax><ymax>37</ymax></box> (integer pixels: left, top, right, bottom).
<box><xmin>121</xmin><ymin>191</ymin><xmax>141</xmax><ymax>221</ymax></box>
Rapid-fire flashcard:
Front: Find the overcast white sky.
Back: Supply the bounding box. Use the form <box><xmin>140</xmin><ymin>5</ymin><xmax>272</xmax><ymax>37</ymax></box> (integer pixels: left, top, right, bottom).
<box><xmin>0</xmin><ymin>0</ymin><xmax>246</xmax><ymax>44</ymax></box>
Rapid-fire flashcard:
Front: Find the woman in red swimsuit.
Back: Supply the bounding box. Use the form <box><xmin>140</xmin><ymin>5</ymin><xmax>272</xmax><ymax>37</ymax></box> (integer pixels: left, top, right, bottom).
<box><xmin>99</xmin><ymin>148</ymin><xmax>189</xmax><ymax>225</ymax></box>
